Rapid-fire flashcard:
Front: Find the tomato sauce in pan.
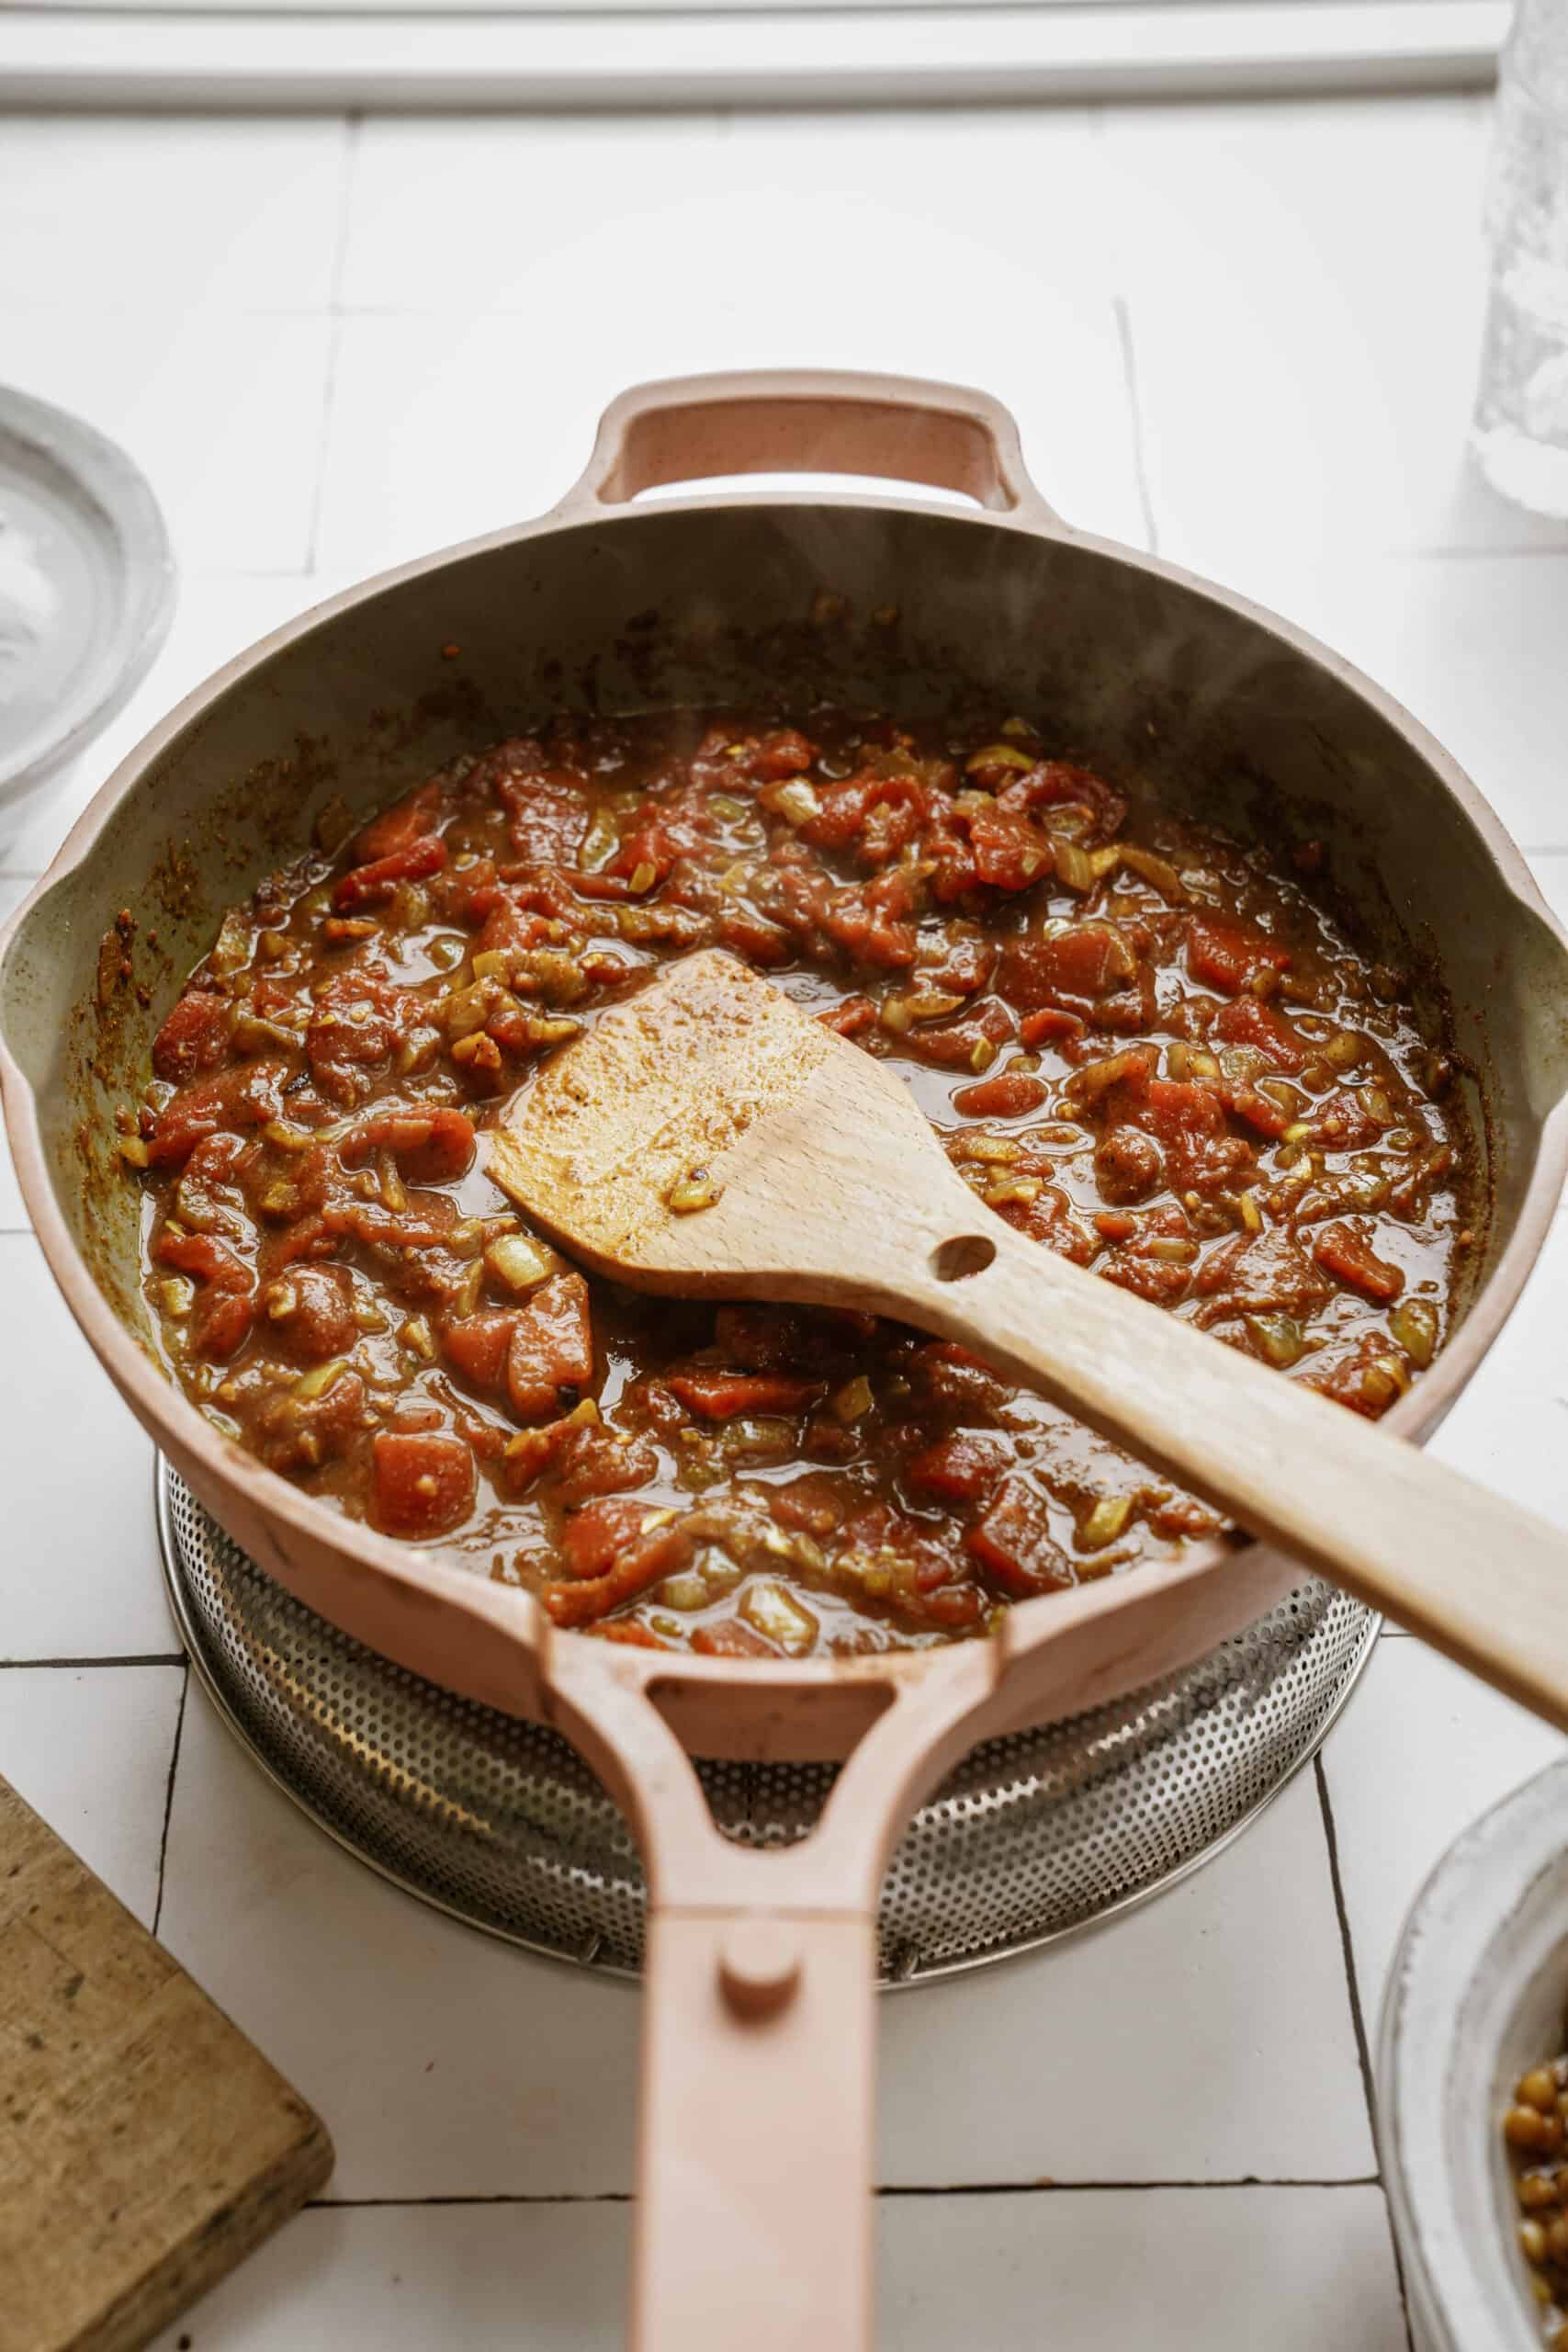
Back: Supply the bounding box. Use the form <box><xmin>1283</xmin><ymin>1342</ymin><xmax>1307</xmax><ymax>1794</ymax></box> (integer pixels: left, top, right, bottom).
<box><xmin>127</xmin><ymin>707</ymin><xmax>1471</xmax><ymax>1658</ymax></box>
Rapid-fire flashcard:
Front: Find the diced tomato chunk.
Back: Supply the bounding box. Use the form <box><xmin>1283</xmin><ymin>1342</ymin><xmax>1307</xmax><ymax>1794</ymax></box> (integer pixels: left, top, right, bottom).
<box><xmin>560</xmin><ymin>1495</ymin><xmax>661</xmax><ymax>1579</ymax></box>
<box><xmin>148</xmin><ymin>1060</ymin><xmax>288</xmax><ymax>1168</ymax></box>
<box><xmin>1187</xmin><ymin>918</ymin><xmax>1292</xmax><ymax>996</ymax></box>
<box><xmin>1094</xmin><ymin>1202</ymin><xmax>1198</xmax><ymax>1307</ymax></box>
<box><xmin>692</xmin><ymin>1618</ymin><xmax>781</xmax><ymax>1658</ymax></box>
<box><xmin>340</xmin><ymin>1106</ymin><xmax>476</xmax><ymax>1185</ymax></box>
<box><xmin>818</xmin><ymin>995</ymin><xmax>877</xmax><ymax>1039</ymax></box>
<box><xmin>192</xmin><ymin>1284</ymin><xmax>256</xmax><ymax>1359</ymax></box>
<box><xmin>767</xmin><ymin>1475</ymin><xmax>845</xmax><ymax>1536</ymax></box>
<box><xmin>1211</xmin><ymin>996</ymin><xmax>1306</xmax><ymax>1074</ymax></box>
<box><xmin>1302</xmin><ymin>1331</ymin><xmax>1409</xmax><ymax>1419</ymax></box>
<box><xmin>588</xmin><ymin>1621</ymin><xmax>674</xmax><ymax>1651</ymax></box>
<box><xmin>152</xmin><ymin>989</ymin><xmax>230</xmax><ymax>1083</ymax></box>
<box><xmin>1227</xmin><ymin>1084</ymin><xmax>1290</xmax><ymax>1137</ymax></box>
<box><xmin>554</xmin><ymin>1425</ymin><xmax>660</xmax><ymax>1506</ymax></box>
<box><xmin>157</xmin><ymin>1220</ymin><xmax>257</xmax><ymax>1357</ymax></box>
<box><xmin>544</xmin><ymin>1518</ymin><xmax>694</xmax><ymax>1627</ymax></box>
<box><xmin>1019</xmin><ymin>1007</ymin><xmax>1087</xmax><ymax>1050</ymax></box>
<box><xmin>1194</xmin><ymin>1229</ymin><xmax>1331</xmax><ymax>1320</ymax></box>
<box><xmin>332</xmin><ymin>835</ymin><xmax>448</xmax><ymax>910</ymax></box>
<box><xmin>505</xmin><ymin>1272</ymin><xmax>595</xmax><ymax>1420</ymax></box>
<box><xmin>999</xmin><ymin>924</ymin><xmax>1138</xmax><ymax>1012</ymax></box>
<box><xmin>351</xmin><ymin>777</ymin><xmax>445</xmax><ymax>863</ymax></box>
<box><xmin>1313</xmin><ymin>1222</ymin><xmax>1404</xmax><ymax>1302</ymax></box>
<box><xmin>952</xmin><ymin>1070</ymin><xmax>1048</xmax><ymax>1120</ymax></box>
<box><xmin>477</xmin><ymin>896</ymin><xmax>555</xmax><ymax>960</ymax></box>
<box><xmin>955</xmin><ymin>801</ymin><xmax>1052</xmax><ymax>892</ymax></box>
<box><xmin>498</xmin><ymin>771</ymin><xmax>590</xmax><ymax>866</ymax></box>
<box><xmin>667</xmin><ymin>1371</ymin><xmax>826</xmax><ymax>1419</ymax></box>
<box><xmin>800</xmin><ymin>772</ymin><xmax>927</xmax><ymax>860</ymax></box>
<box><xmin>907</xmin><ymin>1000</ymin><xmax>1015</xmax><ymax>1071</ymax></box>
<box><xmin>966</xmin><ymin>1476</ymin><xmax>1073</xmax><ymax>1598</ymax></box>
<box><xmin>442</xmin><ymin>1308</ymin><xmax>520</xmax><ymax>1390</ymax></box>
<box><xmin>371</xmin><ymin>1430</ymin><xmax>475</xmax><ymax>1538</ymax></box>
<box><xmin>1144</xmin><ymin>1078</ymin><xmax>1228</xmax><ymax>1142</ymax></box>
<box><xmin>256</xmin><ymin>1368</ymin><xmax>367</xmax><ymax>1475</ymax></box>
<box><xmin>264</xmin><ymin>1264</ymin><xmax>358</xmax><ymax>1363</ymax></box>
<box><xmin>750</xmin><ymin>729</ymin><xmax>815</xmax><ymax>782</ymax></box>
<box><xmin>906</xmin><ymin>1431</ymin><xmax>1010</xmax><ymax>1504</ymax></box>
<box><xmin>995</xmin><ymin>760</ymin><xmax>1127</xmax><ymax>837</ymax></box>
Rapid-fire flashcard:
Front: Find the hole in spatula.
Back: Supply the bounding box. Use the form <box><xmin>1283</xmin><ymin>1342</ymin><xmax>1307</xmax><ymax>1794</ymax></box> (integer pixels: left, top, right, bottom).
<box><xmin>931</xmin><ymin>1234</ymin><xmax>997</xmax><ymax>1283</ymax></box>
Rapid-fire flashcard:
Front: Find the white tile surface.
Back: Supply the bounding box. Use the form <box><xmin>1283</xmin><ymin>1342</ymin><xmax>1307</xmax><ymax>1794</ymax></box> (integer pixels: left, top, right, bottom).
<box><xmin>0</xmin><ymin>115</ymin><xmax>347</xmax><ymax>312</ymax></box>
<box><xmin>879</xmin><ymin>1768</ymin><xmax>1371</xmax><ymax>2184</ymax></box>
<box><xmin>1104</xmin><ymin>95</ymin><xmax>1568</xmax><ymax>570</ymax></box>
<box><xmin>0</xmin><ymin>1664</ymin><xmax>183</xmax><ymax>1925</ymax></box>
<box><xmin>318</xmin><ymin>107</ymin><xmax>1143</xmax><ymax>573</ymax></box>
<box><xmin>342</xmin><ymin>111</ymin><xmax>728</xmax><ymax>312</ymax></box>
<box><xmin>0</xmin><ymin>1234</ymin><xmax>177</xmax><ymax>1659</ymax></box>
<box><xmin>1</xmin><ymin>310</ymin><xmax>335</xmax><ymax>575</ymax></box>
<box><xmin>145</xmin><ymin>2185</ymin><xmax>1407</xmax><ymax>2352</ymax></box>
<box><xmin>158</xmin><ymin>1692</ymin><xmax>643</xmax><ymax>2200</ymax></box>
<box><xmin>1</xmin><ymin>571</ymin><xmax>345</xmax><ymax>876</ymax></box>
<box><xmin>1322</xmin><ymin>1642</ymin><xmax>1563</xmax><ymax>2017</ymax></box>
<box><xmin>159</xmin><ymin>1696</ymin><xmax>1368</xmax><ymax>2199</ymax></box>
<box><xmin>344</xmin><ymin>107</ymin><xmax>1107</xmax><ymax>315</ymax></box>
<box><xmin>316</xmin><ymin>297</ymin><xmax>1142</xmax><ymax>574</ymax></box>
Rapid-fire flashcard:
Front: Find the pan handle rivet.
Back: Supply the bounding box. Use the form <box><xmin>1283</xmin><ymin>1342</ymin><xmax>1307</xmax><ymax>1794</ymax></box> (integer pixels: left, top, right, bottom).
<box><xmin>717</xmin><ymin>1919</ymin><xmax>802</xmax><ymax>2019</ymax></box>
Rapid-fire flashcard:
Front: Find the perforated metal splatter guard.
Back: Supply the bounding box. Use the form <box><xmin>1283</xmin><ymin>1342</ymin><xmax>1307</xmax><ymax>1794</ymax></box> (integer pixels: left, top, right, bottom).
<box><xmin>157</xmin><ymin>1462</ymin><xmax>1377</xmax><ymax>1984</ymax></box>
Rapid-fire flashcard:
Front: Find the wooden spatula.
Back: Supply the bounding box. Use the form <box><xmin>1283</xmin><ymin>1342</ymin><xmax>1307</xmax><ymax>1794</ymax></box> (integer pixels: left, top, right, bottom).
<box><xmin>489</xmin><ymin>947</ymin><xmax>1568</xmax><ymax>1728</ymax></box>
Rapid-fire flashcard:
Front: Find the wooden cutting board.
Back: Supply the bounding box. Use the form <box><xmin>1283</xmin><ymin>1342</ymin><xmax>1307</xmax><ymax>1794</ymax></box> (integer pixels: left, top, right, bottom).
<box><xmin>0</xmin><ymin>1773</ymin><xmax>333</xmax><ymax>2352</ymax></box>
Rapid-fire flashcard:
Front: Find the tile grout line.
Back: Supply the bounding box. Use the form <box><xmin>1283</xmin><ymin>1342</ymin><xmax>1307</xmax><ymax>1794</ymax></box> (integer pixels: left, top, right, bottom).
<box><xmin>1111</xmin><ymin>293</ymin><xmax>1160</xmax><ymax>559</ymax></box>
<box><xmin>1314</xmin><ymin>1749</ymin><xmax>1417</xmax><ymax>2352</ymax></box>
<box><xmin>301</xmin><ymin>111</ymin><xmax>362</xmax><ymax>578</ymax></box>
<box><xmin>307</xmin><ymin>2177</ymin><xmax>1383</xmax><ymax>2211</ymax></box>
<box><xmin>151</xmin><ymin>1662</ymin><xmax>190</xmax><ymax>1939</ymax></box>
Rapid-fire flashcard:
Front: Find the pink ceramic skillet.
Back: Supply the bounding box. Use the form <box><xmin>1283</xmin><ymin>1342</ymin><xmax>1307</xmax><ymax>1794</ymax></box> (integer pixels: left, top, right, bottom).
<box><xmin>3</xmin><ymin>372</ymin><xmax>1566</xmax><ymax>2348</ymax></box>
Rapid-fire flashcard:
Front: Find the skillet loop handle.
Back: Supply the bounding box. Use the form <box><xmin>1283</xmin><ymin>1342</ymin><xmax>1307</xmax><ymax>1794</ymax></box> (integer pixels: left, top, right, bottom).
<box><xmin>555</xmin><ymin>368</ymin><xmax>1070</xmax><ymax>532</ymax></box>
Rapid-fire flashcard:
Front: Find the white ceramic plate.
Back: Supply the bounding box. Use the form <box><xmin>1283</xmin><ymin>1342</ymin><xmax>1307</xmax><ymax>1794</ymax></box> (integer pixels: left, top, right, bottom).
<box><xmin>0</xmin><ymin>382</ymin><xmax>175</xmax><ymax>842</ymax></box>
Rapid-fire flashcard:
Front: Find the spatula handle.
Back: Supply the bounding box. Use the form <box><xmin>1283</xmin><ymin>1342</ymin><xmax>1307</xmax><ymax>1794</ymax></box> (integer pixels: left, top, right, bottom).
<box><xmin>901</xmin><ymin>1217</ymin><xmax>1568</xmax><ymax>1729</ymax></box>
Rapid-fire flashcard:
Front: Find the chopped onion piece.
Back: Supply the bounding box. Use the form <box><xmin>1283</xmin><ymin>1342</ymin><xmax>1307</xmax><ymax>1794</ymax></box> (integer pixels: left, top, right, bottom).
<box><xmin>740</xmin><ymin>1578</ymin><xmax>818</xmax><ymax>1657</ymax></box>
<box><xmin>1245</xmin><ymin>1315</ymin><xmax>1308</xmax><ymax>1369</ymax></box>
<box><xmin>1119</xmin><ymin>845</ymin><xmax>1186</xmax><ymax>900</ymax></box>
<box><xmin>831</xmin><ymin>1375</ymin><xmax>874</xmax><ymax>1424</ymax></box>
<box><xmin>764</xmin><ymin>778</ymin><xmax>822</xmax><ymax>826</ymax></box>
<box><xmin>485</xmin><ymin>1233</ymin><xmax>557</xmax><ymax>1293</ymax></box>
<box><xmin>1391</xmin><ymin>1297</ymin><xmax>1439</xmax><ymax>1369</ymax></box>
<box><xmin>667</xmin><ymin>1170</ymin><xmax>722</xmax><ymax>1215</ymax></box>
<box><xmin>965</xmin><ymin>742</ymin><xmax>1036</xmax><ymax>775</ymax></box>
<box><xmin>1081</xmin><ymin>1494</ymin><xmax>1132</xmax><ymax>1548</ymax></box>
<box><xmin>1054</xmin><ymin>841</ymin><xmax>1096</xmax><ymax>893</ymax></box>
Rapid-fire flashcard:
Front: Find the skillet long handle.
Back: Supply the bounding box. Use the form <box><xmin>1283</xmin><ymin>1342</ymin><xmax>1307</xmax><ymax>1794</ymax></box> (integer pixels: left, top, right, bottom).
<box><xmin>898</xmin><ymin>1216</ymin><xmax>1568</xmax><ymax>1729</ymax></box>
<box><xmin>546</xmin><ymin>1634</ymin><xmax>1001</xmax><ymax>2352</ymax></box>
<box><xmin>633</xmin><ymin>1908</ymin><xmax>877</xmax><ymax>2352</ymax></box>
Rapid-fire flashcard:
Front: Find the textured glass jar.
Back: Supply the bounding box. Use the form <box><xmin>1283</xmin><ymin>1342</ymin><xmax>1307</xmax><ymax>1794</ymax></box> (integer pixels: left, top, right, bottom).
<box><xmin>1472</xmin><ymin>0</ymin><xmax>1568</xmax><ymax>516</ymax></box>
